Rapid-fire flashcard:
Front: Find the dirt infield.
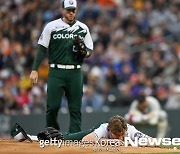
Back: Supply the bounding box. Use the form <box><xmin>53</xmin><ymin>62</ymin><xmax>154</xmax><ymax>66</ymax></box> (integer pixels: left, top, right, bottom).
<box><xmin>0</xmin><ymin>139</ymin><xmax>179</xmax><ymax>154</ymax></box>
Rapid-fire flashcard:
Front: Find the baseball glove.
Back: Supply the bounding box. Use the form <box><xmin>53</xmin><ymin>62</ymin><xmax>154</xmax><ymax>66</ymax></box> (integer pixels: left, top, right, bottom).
<box><xmin>37</xmin><ymin>127</ymin><xmax>64</xmax><ymax>141</ymax></box>
<box><xmin>73</xmin><ymin>35</ymin><xmax>87</xmax><ymax>59</ymax></box>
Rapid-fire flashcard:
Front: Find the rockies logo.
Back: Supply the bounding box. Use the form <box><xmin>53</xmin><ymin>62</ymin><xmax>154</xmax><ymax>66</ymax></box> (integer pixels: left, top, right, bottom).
<box><xmin>69</xmin><ymin>0</ymin><xmax>73</xmax><ymax>5</ymax></box>
<box><xmin>134</xmin><ymin>132</ymin><xmax>143</xmax><ymax>139</ymax></box>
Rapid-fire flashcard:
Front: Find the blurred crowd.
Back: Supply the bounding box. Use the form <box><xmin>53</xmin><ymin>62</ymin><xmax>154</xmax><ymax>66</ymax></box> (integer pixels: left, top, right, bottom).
<box><xmin>0</xmin><ymin>0</ymin><xmax>180</xmax><ymax>114</ymax></box>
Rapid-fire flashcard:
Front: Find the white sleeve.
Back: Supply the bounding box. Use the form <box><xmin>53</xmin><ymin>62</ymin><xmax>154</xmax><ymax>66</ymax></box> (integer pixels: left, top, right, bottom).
<box><xmin>128</xmin><ymin>100</ymin><xmax>139</xmax><ymax>113</ymax></box>
<box><xmin>127</xmin><ymin>124</ymin><xmax>147</xmax><ymax>140</ymax></box>
<box><xmin>84</xmin><ymin>27</ymin><xmax>93</xmax><ymax>51</ymax></box>
<box><xmin>93</xmin><ymin>123</ymin><xmax>108</xmax><ymax>139</ymax></box>
<box><xmin>147</xmin><ymin>97</ymin><xmax>160</xmax><ymax>111</ymax></box>
<box><xmin>38</xmin><ymin>24</ymin><xmax>51</xmax><ymax>48</ymax></box>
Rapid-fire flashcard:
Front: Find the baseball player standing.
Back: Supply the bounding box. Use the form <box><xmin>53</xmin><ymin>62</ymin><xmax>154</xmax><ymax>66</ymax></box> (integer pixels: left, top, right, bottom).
<box><xmin>30</xmin><ymin>0</ymin><xmax>93</xmax><ymax>133</ymax></box>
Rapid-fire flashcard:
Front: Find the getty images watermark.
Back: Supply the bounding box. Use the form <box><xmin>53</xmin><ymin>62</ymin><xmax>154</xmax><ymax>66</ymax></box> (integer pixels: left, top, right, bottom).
<box><xmin>39</xmin><ymin>137</ymin><xmax>180</xmax><ymax>151</ymax></box>
<box><xmin>39</xmin><ymin>138</ymin><xmax>122</xmax><ymax>152</ymax></box>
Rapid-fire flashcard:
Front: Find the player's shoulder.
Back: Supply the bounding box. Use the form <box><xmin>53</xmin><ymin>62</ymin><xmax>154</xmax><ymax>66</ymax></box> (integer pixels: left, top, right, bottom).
<box><xmin>127</xmin><ymin>123</ymin><xmax>139</xmax><ymax>134</ymax></box>
<box><xmin>146</xmin><ymin>96</ymin><xmax>160</xmax><ymax>104</ymax></box>
<box><xmin>131</xmin><ymin>100</ymin><xmax>139</xmax><ymax>108</ymax></box>
<box><xmin>126</xmin><ymin>123</ymin><xmax>139</xmax><ymax>136</ymax></box>
<box><xmin>93</xmin><ymin>123</ymin><xmax>108</xmax><ymax>134</ymax></box>
<box><xmin>127</xmin><ymin>124</ymin><xmax>148</xmax><ymax>139</ymax></box>
<box><xmin>94</xmin><ymin>123</ymin><xmax>108</xmax><ymax>131</ymax></box>
<box><xmin>46</xmin><ymin>19</ymin><xmax>61</xmax><ymax>27</ymax></box>
<box><xmin>127</xmin><ymin>123</ymin><xmax>136</xmax><ymax>130</ymax></box>
<box><xmin>43</xmin><ymin>19</ymin><xmax>63</xmax><ymax>31</ymax></box>
<box><xmin>99</xmin><ymin>123</ymin><xmax>108</xmax><ymax>128</ymax></box>
<box><xmin>75</xmin><ymin>20</ymin><xmax>89</xmax><ymax>30</ymax></box>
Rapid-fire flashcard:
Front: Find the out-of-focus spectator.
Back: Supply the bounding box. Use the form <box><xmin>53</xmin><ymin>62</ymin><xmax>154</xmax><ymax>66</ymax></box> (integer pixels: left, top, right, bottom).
<box><xmin>15</xmin><ymin>87</ymin><xmax>30</xmax><ymax>111</ymax></box>
<box><xmin>102</xmin><ymin>82</ymin><xmax>118</xmax><ymax>107</ymax></box>
<box><xmin>155</xmin><ymin>86</ymin><xmax>169</xmax><ymax>107</ymax></box>
<box><xmin>165</xmin><ymin>84</ymin><xmax>180</xmax><ymax>109</ymax></box>
<box><xmin>105</xmin><ymin>66</ymin><xmax>118</xmax><ymax>87</ymax></box>
<box><xmin>88</xmin><ymin>66</ymin><xmax>105</xmax><ymax>92</ymax></box>
<box><xmin>0</xmin><ymin>97</ymin><xmax>5</xmax><ymax>113</ymax></box>
<box><xmin>0</xmin><ymin>0</ymin><xmax>179</xmax><ymax>114</ymax></box>
<box><xmin>77</xmin><ymin>0</ymin><xmax>100</xmax><ymax>22</ymax></box>
<box><xmin>119</xmin><ymin>62</ymin><xmax>134</xmax><ymax>83</ymax></box>
<box><xmin>82</xmin><ymin>84</ymin><xmax>104</xmax><ymax>112</ymax></box>
<box><xmin>18</xmin><ymin>70</ymin><xmax>31</xmax><ymax>89</ymax></box>
<box><xmin>4</xmin><ymin>89</ymin><xmax>19</xmax><ymax>114</ymax></box>
<box><xmin>115</xmin><ymin>83</ymin><xmax>135</xmax><ymax>107</ymax></box>
<box><xmin>30</xmin><ymin>94</ymin><xmax>45</xmax><ymax>114</ymax></box>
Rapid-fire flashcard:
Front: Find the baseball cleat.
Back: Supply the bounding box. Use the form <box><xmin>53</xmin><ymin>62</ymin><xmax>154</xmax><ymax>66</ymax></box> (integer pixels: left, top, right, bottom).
<box><xmin>11</xmin><ymin>123</ymin><xmax>32</xmax><ymax>142</ymax></box>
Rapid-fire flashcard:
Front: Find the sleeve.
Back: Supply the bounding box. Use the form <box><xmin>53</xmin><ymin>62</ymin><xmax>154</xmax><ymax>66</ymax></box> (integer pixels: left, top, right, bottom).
<box><xmin>38</xmin><ymin>23</ymin><xmax>51</xmax><ymax>48</ymax></box>
<box><xmin>128</xmin><ymin>125</ymin><xmax>148</xmax><ymax>141</ymax></box>
<box><xmin>93</xmin><ymin>124</ymin><xmax>108</xmax><ymax>139</ymax></box>
<box><xmin>148</xmin><ymin>97</ymin><xmax>160</xmax><ymax>111</ymax></box>
<box><xmin>32</xmin><ymin>45</ymin><xmax>47</xmax><ymax>70</ymax></box>
<box><xmin>84</xmin><ymin>27</ymin><xmax>93</xmax><ymax>53</ymax></box>
<box><xmin>128</xmin><ymin>100</ymin><xmax>139</xmax><ymax>113</ymax></box>
<box><xmin>125</xmin><ymin>100</ymin><xmax>142</xmax><ymax>123</ymax></box>
<box><xmin>144</xmin><ymin>97</ymin><xmax>161</xmax><ymax>124</ymax></box>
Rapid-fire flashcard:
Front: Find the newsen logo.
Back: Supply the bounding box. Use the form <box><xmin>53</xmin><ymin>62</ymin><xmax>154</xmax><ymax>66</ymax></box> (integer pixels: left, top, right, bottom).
<box><xmin>124</xmin><ymin>137</ymin><xmax>180</xmax><ymax>147</ymax></box>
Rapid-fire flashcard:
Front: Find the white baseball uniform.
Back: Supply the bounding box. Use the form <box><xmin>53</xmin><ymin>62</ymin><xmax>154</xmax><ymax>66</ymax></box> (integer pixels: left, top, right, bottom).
<box><xmin>93</xmin><ymin>123</ymin><xmax>147</xmax><ymax>140</ymax></box>
<box><xmin>125</xmin><ymin>96</ymin><xmax>168</xmax><ymax>138</ymax></box>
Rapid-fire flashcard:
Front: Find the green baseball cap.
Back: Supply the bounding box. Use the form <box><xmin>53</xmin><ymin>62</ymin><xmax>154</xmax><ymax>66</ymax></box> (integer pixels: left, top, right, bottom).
<box><xmin>11</xmin><ymin>123</ymin><xmax>32</xmax><ymax>142</ymax></box>
<box><xmin>62</xmin><ymin>0</ymin><xmax>77</xmax><ymax>10</ymax></box>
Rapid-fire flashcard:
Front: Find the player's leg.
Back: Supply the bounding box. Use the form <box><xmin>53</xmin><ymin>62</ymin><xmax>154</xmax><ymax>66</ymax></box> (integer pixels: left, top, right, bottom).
<box><xmin>63</xmin><ymin>129</ymin><xmax>93</xmax><ymax>141</ymax></box>
<box><xmin>65</xmin><ymin>69</ymin><xmax>83</xmax><ymax>133</ymax></box>
<box><xmin>156</xmin><ymin>110</ymin><xmax>168</xmax><ymax>138</ymax></box>
<box><xmin>46</xmin><ymin>68</ymin><xmax>65</xmax><ymax>130</ymax></box>
<box><xmin>62</xmin><ymin>122</ymin><xmax>103</xmax><ymax>141</ymax></box>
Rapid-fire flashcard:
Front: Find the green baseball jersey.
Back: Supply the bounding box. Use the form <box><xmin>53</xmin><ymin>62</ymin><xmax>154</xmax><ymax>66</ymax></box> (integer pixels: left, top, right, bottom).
<box><xmin>38</xmin><ymin>18</ymin><xmax>93</xmax><ymax>65</ymax></box>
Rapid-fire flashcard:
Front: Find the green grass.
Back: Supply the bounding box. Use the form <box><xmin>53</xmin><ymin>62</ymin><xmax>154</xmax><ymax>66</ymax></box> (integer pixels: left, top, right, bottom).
<box><xmin>160</xmin><ymin>144</ymin><xmax>180</xmax><ymax>149</ymax></box>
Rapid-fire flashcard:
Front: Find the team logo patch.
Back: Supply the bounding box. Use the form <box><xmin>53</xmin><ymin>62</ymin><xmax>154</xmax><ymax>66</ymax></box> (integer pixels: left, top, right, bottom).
<box><xmin>69</xmin><ymin>0</ymin><xmax>73</xmax><ymax>5</ymax></box>
<box><xmin>134</xmin><ymin>132</ymin><xmax>143</xmax><ymax>139</ymax></box>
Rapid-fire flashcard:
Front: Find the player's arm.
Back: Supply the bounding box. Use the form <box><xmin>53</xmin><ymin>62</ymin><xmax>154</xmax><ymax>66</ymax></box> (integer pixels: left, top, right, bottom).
<box><xmin>142</xmin><ymin>97</ymin><xmax>160</xmax><ymax>124</ymax></box>
<box><xmin>82</xmin><ymin>132</ymin><xmax>97</xmax><ymax>142</ymax></box>
<box><xmin>125</xmin><ymin>101</ymin><xmax>143</xmax><ymax>123</ymax></box>
<box><xmin>83</xmin><ymin>26</ymin><xmax>93</xmax><ymax>58</ymax></box>
<box><xmin>82</xmin><ymin>123</ymin><xmax>124</xmax><ymax>145</ymax></box>
<box><xmin>82</xmin><ymin>132</ymin><xmax>124</xmax><ymax>145</ymax></box>
<box><xmin>30</xmin><ymin>23</ymin><xmax>50</xmax><ymax>85</ymax></box>
<box><xmin>82</xmin><ymin>124</ymin><xmax>105</xmax><ymax>142</ymax></box>
<box><xmin>32</xmin><ymin>45</ymin><xmax>47</xmax><ymax>71</ymax></box>
<box><xmin>30</xmin><ymin>45</ymin><xmax>47</xmax><ymax>86</ymax></box>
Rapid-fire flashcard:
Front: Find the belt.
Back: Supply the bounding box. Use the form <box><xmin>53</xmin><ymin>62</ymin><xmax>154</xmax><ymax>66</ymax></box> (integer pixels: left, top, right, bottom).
<box><xmin>50</xmin><ymin>64</ymin><xmax>81</xmax><ymax>69</ymax></box>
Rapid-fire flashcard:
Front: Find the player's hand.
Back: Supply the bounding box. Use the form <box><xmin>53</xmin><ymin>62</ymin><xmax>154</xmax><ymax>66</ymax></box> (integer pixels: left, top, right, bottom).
<box><xmin>30</xmin><ymin>70</ymin><xmax>38</xmax><ymax>86</ymax></box>
<box><xmin>73</xmin><ymin>36</ymin><xmax>87</xmax><ymax>59</ymax></box>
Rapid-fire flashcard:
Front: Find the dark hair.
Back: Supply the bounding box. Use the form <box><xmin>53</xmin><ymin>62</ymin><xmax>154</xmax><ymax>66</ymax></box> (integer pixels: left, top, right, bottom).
<box><xmin>107</xmin><ymin>115</ymin><xmax>127</xmax><ymax>134</ymax></box>
<box><xmin>137</xmin><ymin>94</ymin><xmax>146</xmax><ymax>104</ymax></box>
<box><xmin>62</xmin><ymin>0</ymin><xmax>65</xmax><ymax>8</ymax></box>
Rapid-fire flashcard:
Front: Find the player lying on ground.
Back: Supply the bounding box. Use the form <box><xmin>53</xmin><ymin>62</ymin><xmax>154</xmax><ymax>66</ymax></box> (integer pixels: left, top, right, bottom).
<box><xmin>11</xmin><ymin>115</ymin><xmax>152</xmax><ymax>145</ymax></box>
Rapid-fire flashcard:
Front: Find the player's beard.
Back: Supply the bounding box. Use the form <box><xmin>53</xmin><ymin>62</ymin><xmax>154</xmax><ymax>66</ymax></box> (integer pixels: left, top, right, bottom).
<box><xmin>64</xmin><ymin>14</ymin><xmax>75</xmax><ymax>24</ymax></box>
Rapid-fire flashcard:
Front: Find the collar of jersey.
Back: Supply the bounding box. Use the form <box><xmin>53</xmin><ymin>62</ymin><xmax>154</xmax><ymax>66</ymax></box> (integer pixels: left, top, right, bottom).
<box><xmin>69</xmin><ymin>20</ymin><xmax>76</xmax><ymax>26</ymax></box>
<box><xmin>61</xmin><ymin>18</ymin><xmax>76</xmax><ymax>26</ymax></box>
